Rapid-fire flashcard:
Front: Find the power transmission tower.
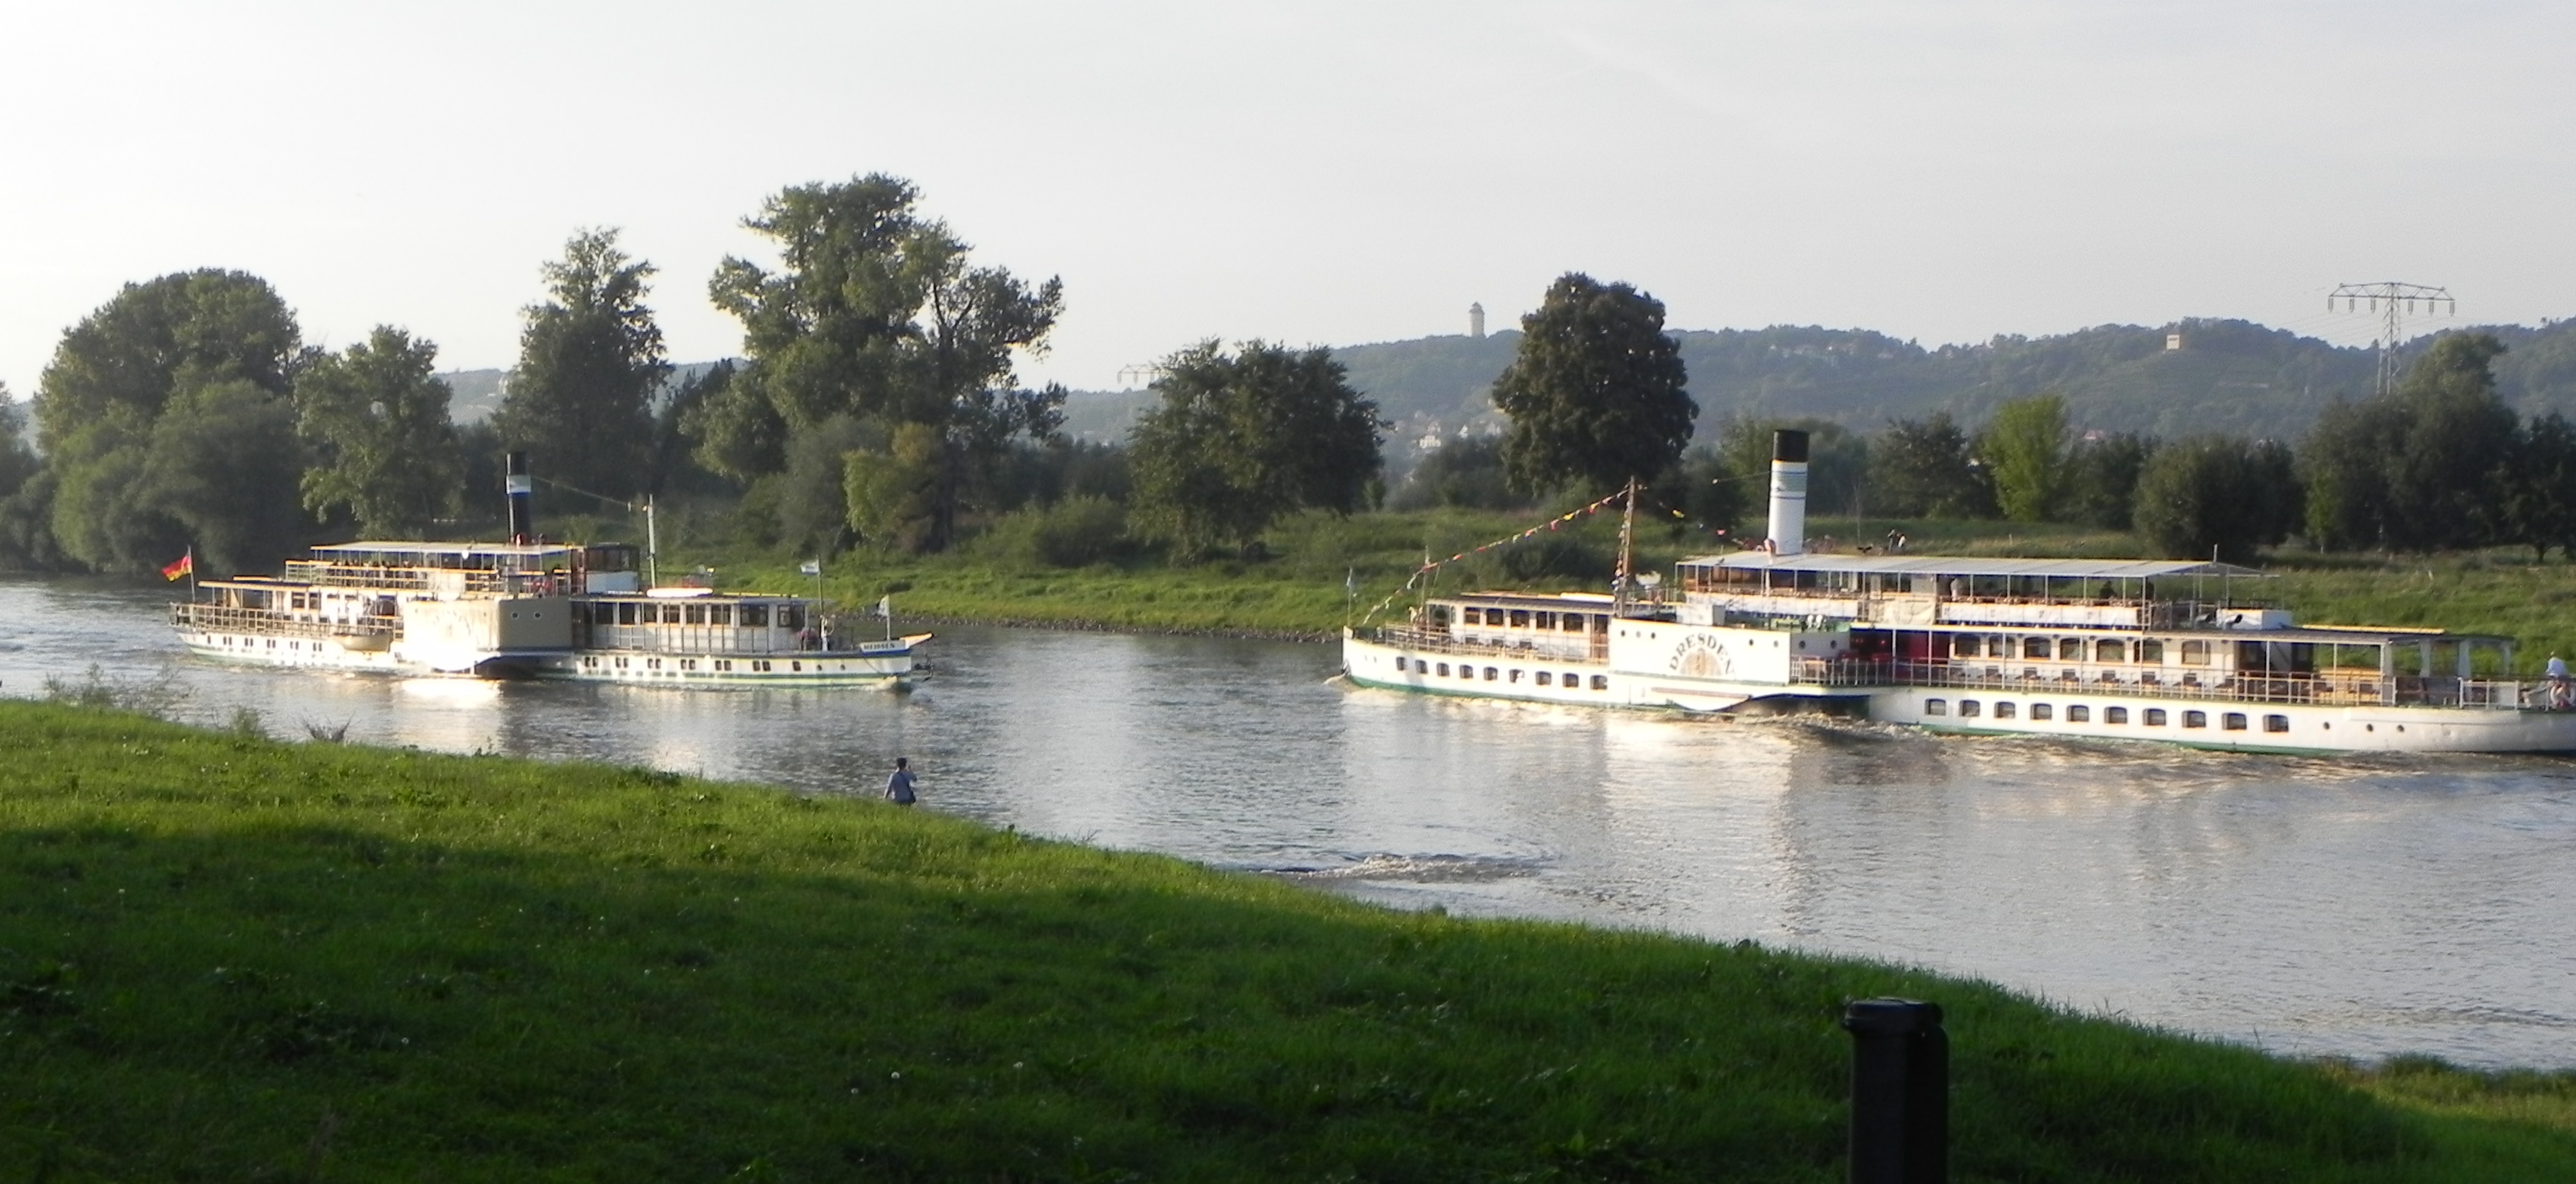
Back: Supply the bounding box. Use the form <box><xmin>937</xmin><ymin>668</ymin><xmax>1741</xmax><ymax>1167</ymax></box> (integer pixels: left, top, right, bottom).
<box><xmin>1116</xmin><ymin>362</ymin><xmax>1167</xmax><ymax>389</ymax></box>
<box><xmin>2328</xmin><ymin>282</ymin><xmax>2455</xmax><ymax>397</ymax></box>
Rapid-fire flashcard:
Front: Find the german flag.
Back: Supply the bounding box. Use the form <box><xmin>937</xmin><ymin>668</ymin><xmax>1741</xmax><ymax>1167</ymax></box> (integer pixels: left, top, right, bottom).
<box><xmin>161</xmin><ymin>551</ymin><xmax>193</xmax><ymax>582</ymax></box>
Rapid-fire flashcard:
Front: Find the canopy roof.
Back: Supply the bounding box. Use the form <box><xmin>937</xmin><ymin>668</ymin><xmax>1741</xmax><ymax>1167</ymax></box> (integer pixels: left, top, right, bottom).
<box><xmin>1685</xmin><ymin>554</ymin><xmax>2268</xmax><ymax>580</ymax></box>
<box><xmin>310</xmin><ymin>541</ymin><xmax>588</xmax><ymax>559</ymax></box>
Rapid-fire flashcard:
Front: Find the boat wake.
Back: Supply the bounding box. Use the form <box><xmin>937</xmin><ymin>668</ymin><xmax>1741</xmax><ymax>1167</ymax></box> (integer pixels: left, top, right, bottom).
<box><xmin>1267</xmin><ymin>853</ymin><xmax>1547</xmax><ymax>884</ymax></box>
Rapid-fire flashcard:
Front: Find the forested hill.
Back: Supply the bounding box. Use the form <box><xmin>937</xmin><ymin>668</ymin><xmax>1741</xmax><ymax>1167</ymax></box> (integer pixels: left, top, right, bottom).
<box><xmin>1060</xmin><ymin>316</ymin><xmax>2576</xmax><ymax>452</ymax></box>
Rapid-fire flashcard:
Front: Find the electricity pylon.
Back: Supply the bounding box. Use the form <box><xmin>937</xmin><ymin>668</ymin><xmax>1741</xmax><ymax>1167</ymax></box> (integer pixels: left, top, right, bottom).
<box><xmin>2328</xmin><ymin>282</ymin><xmax>2454</xmax><ymax>397</ymax></box>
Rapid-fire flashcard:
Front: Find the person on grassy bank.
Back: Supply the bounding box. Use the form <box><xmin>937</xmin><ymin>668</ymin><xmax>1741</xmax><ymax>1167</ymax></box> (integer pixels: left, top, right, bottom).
<box><xmin>884</xmin><ymin>755</ymin><xmax>918</xmax><ymax>805</ymax></box>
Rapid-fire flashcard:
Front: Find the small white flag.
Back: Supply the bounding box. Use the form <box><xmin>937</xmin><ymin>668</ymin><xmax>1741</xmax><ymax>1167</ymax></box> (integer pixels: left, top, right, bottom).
<box><xmin>872</xmin><ymin>595</ymin><xmax>891</xmax><ymax>618</ymax></box>
<box><xmin>798</xmin><ymin>559</ymin><xmax>821</xmax><ymax>577</ymax></box>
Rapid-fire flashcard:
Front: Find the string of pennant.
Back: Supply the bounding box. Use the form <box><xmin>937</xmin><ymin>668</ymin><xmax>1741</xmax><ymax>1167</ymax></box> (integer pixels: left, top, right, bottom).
<box><xmin>1353</xmin><ymin>487</ymin><xmax>1750</xmax><ymax>626</ymax></box>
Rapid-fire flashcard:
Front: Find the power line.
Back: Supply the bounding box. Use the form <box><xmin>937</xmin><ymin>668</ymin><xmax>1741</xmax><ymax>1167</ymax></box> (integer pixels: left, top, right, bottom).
<box><xmin>2327</xmin><ymin>281</ymin><xmax>2455</xmax><ymax>397</ymax></box>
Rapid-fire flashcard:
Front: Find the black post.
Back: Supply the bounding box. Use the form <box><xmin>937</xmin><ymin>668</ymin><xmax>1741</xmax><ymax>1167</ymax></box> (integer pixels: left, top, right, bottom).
<box><xmin>1843</xmin><ymin>997</ymin><xmax>1947</xmax><ymax>1184</ymax></box>
<box><xmin>506</xmin><ymin>451</ymin><xmax>534</xmax><ymax>544</ymax></box>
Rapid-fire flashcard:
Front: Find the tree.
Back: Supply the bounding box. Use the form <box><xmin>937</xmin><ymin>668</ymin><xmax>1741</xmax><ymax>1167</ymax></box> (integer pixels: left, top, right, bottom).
<box><xmin>695</xmin><ymin>175</ymin><xmax>1064</xmax><ymax>550</ymax></box>
<box><xmin>2502</xmin><ymin>412</ymin><xmax>2576</xmax><ymax>561</ymax></box>
<box><xmin>147</xmin><ymin>379</ymin><xmax>309</xmax><ymax>572</ymax></box>
<box><xmin>493</xmin><ymin>229</ymin><xmax>668</xmax><ymax>498</ymax></box>
<box><xmin>1128</xmin><ymin>340</ymin><xmax>1383</xmax><ymax>558</ymax></box>
<box><xmin>2063</xmin><ymin>432</ymin><xmax>2158</xmax><ymax>530</ymax></box>
<box><xmin>1389</xmin><ymin>435</ymin><xmax>1518</xmax><ymax>512</ymax></box>
<box><xmin>1979</xmin><ymin>393</ymin><xmax>2071</xmax><ymax>523</ymax></box>
<box><xmin>295</xmin><ymin>327</ymin><xmax>464</xmax><ymax>537</ymax></box>
<box><xmin>1491</xmin><ymin>274</ymin><xmax>1694</xmax><ymax>496</ymax></box>
<box><xmin>33</xmin><ymin>270</ymin><xmax>304</xmax><ymax>573</ymax></box>
<box><xmin>2132</xmin><ymin>435</ymin><xmax>2301</xmax><ymax>563</ymax></box>
<box><xmin>1871</xmin><ymin>413</ymin><xmax>1992</xmax><ymax>518</ymax></box>
<box><xmin>2301</xmin><ymin>333</ymin><xmax>2517</xmax><ymax>551</ymax></box>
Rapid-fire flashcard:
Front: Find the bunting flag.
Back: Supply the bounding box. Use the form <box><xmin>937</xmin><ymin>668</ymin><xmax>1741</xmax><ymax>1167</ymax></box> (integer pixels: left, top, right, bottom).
<box><xmin>1355</xmin><ymin>488</ymin><xmax>1632</xmax><ymax>625</ymax></box>
<box><xmin>161</xmin><ymin>551</ymin><xmax>193</xmax><ymax>582</ymax></box>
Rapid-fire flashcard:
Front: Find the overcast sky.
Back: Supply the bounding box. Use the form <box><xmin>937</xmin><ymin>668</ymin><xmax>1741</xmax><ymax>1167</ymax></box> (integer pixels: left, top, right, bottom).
<box><xmin>2</xmin><ymin>1</ymin><xmax>2568</xmax><ymax>403</ymax></box>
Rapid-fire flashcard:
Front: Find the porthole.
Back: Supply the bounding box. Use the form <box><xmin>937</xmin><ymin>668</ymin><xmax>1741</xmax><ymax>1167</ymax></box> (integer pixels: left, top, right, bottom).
<box><xmin>1959</xmin><ymin>700</ymin><xmax>1982</xmax><ymax>718</ymax></box>
<box><xmin>2145</xmin><ymin>708</ymin><xmax>2167</xmax><ymax>726</ymax></box>
<box><xmin>2264</xmin><ymin>715</ymin><xmax>2290</xmax><ymax>733</ymax></box>
<box><xmin>2183</xmin><ymin>711</ymin><xmax>2206</xmax><ymax>728</ymax></box>
<box><xmin>2223</xmin><ymin>713</ymin><xmax>2248</xmax><ymax>731</ymax></box>
<box><xmin>1925</xmin><ymin>699</ymin><xmax>1947</xmax><ymax>716</ymax></box>
<box><xmin>1437</xmin><ymin>662</ymin><xmax>1450</xmax><ymax>677</ymax></box>
<box><xmin>2105</xmin><ymin>706</ymin><xmax>2126</xmax><ymax>724</ymax></box>
<box><xmin>2030</xmin><ymin>703</ymin><xmax>2053</xmax><ymax>721</ymax></box>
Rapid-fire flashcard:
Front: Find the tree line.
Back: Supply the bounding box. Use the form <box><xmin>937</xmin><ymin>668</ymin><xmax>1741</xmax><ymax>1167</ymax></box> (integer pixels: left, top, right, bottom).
<box><xmin>6</xmin><ymin>183</ymin><xmax>2568</xmax><ymax>577</ymax></box>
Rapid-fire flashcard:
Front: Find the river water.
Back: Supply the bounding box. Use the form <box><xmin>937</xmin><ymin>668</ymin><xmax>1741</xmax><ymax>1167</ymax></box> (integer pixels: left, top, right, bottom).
<box><xmin>6</xmin><ymin>579</ymin><xmax>2572</xmax><ymax>1069</ymax></box>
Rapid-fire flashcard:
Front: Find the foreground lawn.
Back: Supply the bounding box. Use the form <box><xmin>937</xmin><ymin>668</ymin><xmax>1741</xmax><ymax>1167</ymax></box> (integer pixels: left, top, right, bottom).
<box><xmin>4</xmin><ymin>703</ymin><xmax>2574</xmax><ymax>1180</ymax></box>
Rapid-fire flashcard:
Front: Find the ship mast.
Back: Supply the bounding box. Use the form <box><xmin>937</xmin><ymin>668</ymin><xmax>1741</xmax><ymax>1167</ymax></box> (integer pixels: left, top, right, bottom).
<box><xmin>1615</xmin><ymin>476</ymin><xmax>1638</xmax><ymax>614</ymax></box>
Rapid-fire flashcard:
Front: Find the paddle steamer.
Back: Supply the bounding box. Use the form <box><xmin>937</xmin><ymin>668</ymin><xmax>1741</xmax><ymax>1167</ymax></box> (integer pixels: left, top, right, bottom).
<box><xmin>169</xmin><ymin>454</ymin><xmax>927</xmax><ymax>686</ymax></box>
<box><xmin>1342</xmin><ymin>431</ymin><xmax>2576</xmax><ymax>754</ymax></box>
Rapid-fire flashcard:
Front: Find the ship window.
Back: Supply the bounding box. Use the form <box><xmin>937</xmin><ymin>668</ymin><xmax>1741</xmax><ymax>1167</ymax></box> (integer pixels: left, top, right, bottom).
<box><xmin>2095</xmin><ymin>639</ymin><xmax>2125</xmax><ymax>662</ymax></box>
<box><xmin>1564</xmin><ymin>671</ymin><xmax>1579</xmax><ymax>686</ymax></box>
<box><xmin>1535</xmin><ymin>612</ymin><xmax>1555</xmax><ymax>630</ymax></box>
<box><xmin>685</xmin><ymin>604</ymin><xmax>707</xmax><ymax>625</ymax></box>
<box><xmin>1535</xmin><ymin>672</ymin><xmax>1552</xmax><ymax>686</ymax></box>
<box><xmin>1483</xmin><ymin>667</ymin><xmax>1497</xmax><ymax>681</ymax></box>
<box><xmin>780</xmin><ymin>606</ymin><xmax>805</xmax><ymax>631</ymax></box>
<box><xmin>2138</xmin><ymin>639</ymin><xmax>2164</xmax><ymax>662</ymax></box>
<box><xmin>1959</xmin><ymin>700</ymin><xmax>1981</xmax><ymax>718</ymax></box>
<box><xmin>648</xmin><ymin>658</ymin><xmax>661</xmax><ymax>669</ymax></box>
<box><xmin>1925</xmin><ymin>699</ymin><xmax>1947</xmax><ymax>715</ymax></box>
<box><xmin>2031</xmin><ymin>703</ymin><xmax>2053</xmax><ymax>720</ymax></box>
<box><xmin>2181</xmin><ymin>640</ymin><xmax>2211</xmax><ymax>666</ymax></box>
<box><xmin>2265</xmin><ymin>714</ymin><xmax>2290</xmax><ymax>732</ymax></box>
<box><xmin>2144</xmin><ymin>708</ymin><xmax>2167</xmax><ymax>725</ymax></box>
<box><xmin>1509</xmin><ymin>669</ymin><xmax>1523</xmax><ymax>683</ymax></box>
<box><xmin>1564</xmin><ymin>615</ymin><xmax>1585</xmax><ymax>632</ymax></box>
<box><xmin>1591</xmin><ymin>675</ymin><xmax>1609</xmax><ymax>690</ymax></box>
<box><xmin>2184</xmin><ymin>710</ymin><xmax>2207</xmax><ymax>728</ymax></box>
<box><xmin>2223</xmin><ymin>712</ymin><xmax>2247</xmax><ymax>730</ymax></box>
<box><xmin>1986</xmin><ymin>635</ymin><xmax>2006</xmax><ymax>657</ymax></box>
<box><xmin>1510</xmin><ymin>610</ymin><xmax>1530</xmax><ymax>628</ymax></box>
<box><xmin>592</xmin><ymin>602</ymin><xmax>614</xmax><ymax>625</ymax></box>
<box><xmin>2061</xmin><ymin>638</ymin><xmax>2085</xmax><ymax>659</ymax></box>
<box><xmin>1994</xmin><ymin>701</ymin><xmax>2017</xmax><ymax>719</ymax></box>
<box><xmin>2106</xmin><ymin>706</ymin><xmax>2127</xmax><ymax>723</ymax></box>
<box><xmin>1460</xmin><ymin>608</ymin><xmax>1480</xmax><ymax>625</ymax></box>
<box><xmin>2066</xmin><ymin>705</ymin><xmax>2090</xmax><ymax>722</ymax></box>
<box><xmin>1436</xmin><ymin>663</ymin><xmax>1450</xmax><ymax>677</ymax></box>
<box><xmin>709</xmin><ymin>604</ymin><xmax>732</xmax><ymax>626</ymax></box>
<box><xmin>618</xmin><ymin>602</ymin><xmax>637</xmax><ymax>625</ymax></box>
<box><xmin>742</xmin><ymin>604</ymin><xmax>769</xmax><ymax>628</ymax></box>
<box><xmin>1952</xmin><ymin>635</ymin><xmax>1979</xmax><ymax>657</ymax></box>
<box><xmin>2022</xmin><ymin>638</ymin><xmax>2051</xmax><ymax>660</ymax></box>
<box><xmin>792</xmin><ymin>661</ymin><xmax>801</xmax><ymax>672</ymax></box>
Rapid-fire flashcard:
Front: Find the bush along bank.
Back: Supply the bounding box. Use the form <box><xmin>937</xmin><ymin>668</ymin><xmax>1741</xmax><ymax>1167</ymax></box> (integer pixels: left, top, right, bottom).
<box><xmin>8</xmin><ymin>701</ymin><xmax>2573</xmax><ymax>1180</ymax></box>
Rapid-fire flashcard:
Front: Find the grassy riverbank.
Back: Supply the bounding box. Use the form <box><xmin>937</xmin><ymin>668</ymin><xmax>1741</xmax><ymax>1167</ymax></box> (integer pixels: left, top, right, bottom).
<box><xmin>5</xmin><ymin>702</ymin><xmax>2575</xmax><ymax>1180</ymax></box>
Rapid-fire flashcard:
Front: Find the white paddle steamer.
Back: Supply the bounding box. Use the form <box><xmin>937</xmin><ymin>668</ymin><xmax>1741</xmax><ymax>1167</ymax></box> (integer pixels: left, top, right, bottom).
<box><xmin>1342</xmin><ymin>431</ymin><xmax>2576</xmax><ymax>754</ymax></box>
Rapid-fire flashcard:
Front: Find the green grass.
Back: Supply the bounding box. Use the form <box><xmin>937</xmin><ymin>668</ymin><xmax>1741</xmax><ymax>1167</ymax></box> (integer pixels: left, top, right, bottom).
<box><xmin>5</xmin><ymin>702</ymin><xmax>2576</xmax><ymax>1180</ymax></box>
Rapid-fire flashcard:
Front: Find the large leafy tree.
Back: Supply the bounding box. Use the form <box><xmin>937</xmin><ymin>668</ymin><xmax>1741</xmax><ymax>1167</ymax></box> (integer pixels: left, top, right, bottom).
<box><xmin>2132</xmin><ymin>435</ymin><xmax>2301</xmax><ymax>563</ymax></box>
<box><xmin>1128</xmin><ymin>340</ymin><xmax>1384</xmax><ymax>558</ymax></box>
<box><xmin>2301</xmin><ymin>333</ymin><xmax>2517</xmax><ymax>551</ymax></box>
<box><xmin>2063</xmin><ymin>431</ymin><xmax>2158</xmax><ymax>530</ymax></box>
<box><xmin>693</xmin><ymin>175</ymin><xmax>1064</xmax><ymax>550</ymax></box>
<box><xmin>2501</xmin><ymin>412</ymin><xmax>2576</xmax><ymax>561</ymax></box>
<box><xmin>1491</xmin><ymin>274</ymin><xmax>1694</xmax><ymax>496</ymax></box>
<box><xmin>493</xmin><ymin>229</ymin><xmax>668</xmax><ymax>498</ymax></box>
<box><xmin>148</xmin><ymin>379</ymin><xmax>309</xmax><ymax>571</ymax></box>
<box><xmin>295</xmin><ymin>327</ymin><xmax>464</xmax><ymax>537</ymax></box>
<box><xmin>1979</xmin><ymin>393</ymin><xmax>2071</xmax><ymax>523</ymax></box>
<box><xmin>33</xmin><ymin>270</ymin><xmax>305</xmax><ymax>573</ymax></box>
<box><xmin>1872</xmin><ymin>413</ymin><xmax>1993</xmax><ymax>519</ymax></box>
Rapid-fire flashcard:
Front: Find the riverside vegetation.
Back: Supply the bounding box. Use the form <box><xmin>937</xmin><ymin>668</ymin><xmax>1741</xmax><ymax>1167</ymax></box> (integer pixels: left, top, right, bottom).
<box><xmin>4</xmin><ymin>698</ymin><xmax>2576</xmax><ymax>1181</ymax></box>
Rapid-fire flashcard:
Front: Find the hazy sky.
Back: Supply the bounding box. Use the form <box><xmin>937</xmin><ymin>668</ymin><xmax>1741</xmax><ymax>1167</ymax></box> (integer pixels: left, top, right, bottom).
<box><xmin>2</xmin><ymin>1</ymin><xmax>2568</xmax><ymax>403</ymax></box>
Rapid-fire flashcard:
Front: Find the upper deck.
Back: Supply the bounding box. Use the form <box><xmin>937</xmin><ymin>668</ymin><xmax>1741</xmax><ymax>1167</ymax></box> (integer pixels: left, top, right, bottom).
<box><xmin>1676</xmin><ymin>553</ymin><xmax>2282</xmax><ymax>631</ymax></box>
<box><xmin>280</xmin><ymin>541</ymin><xmax>643</xmax><ymax>596</ymax></box>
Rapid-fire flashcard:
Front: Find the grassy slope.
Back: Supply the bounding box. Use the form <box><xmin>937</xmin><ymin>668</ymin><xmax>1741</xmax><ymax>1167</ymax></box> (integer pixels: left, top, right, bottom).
<box><xmin>4</xmin><ymin>703</ymin><xmax>2575</xmax><ymax>1181</ymax></box>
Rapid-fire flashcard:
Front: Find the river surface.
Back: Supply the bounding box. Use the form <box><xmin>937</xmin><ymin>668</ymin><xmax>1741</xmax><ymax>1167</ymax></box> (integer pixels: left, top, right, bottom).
<box><xmin>6</xmin><ymin>579</ymin><xmax>2573</xmax><ymax>1069</ymax></box>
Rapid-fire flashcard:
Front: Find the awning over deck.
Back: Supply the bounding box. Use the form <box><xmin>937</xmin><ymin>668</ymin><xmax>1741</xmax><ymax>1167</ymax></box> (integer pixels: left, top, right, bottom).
<box><xmin>1683</xmin><ymin>554</ymin><xmax>2267</xmax><ymax>580</ymax></box>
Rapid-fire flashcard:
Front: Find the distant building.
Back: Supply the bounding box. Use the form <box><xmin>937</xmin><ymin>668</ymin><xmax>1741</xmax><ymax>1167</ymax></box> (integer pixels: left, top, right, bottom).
<box><xmin>2165</xmin><ymin>332</ymin><xmax>2185</xmax><ymax>351</ymax></box>
<box><xmin>1470</xmin><ymin>302</ymin><xmax>1485</xmax><ymax>339</ymax></box>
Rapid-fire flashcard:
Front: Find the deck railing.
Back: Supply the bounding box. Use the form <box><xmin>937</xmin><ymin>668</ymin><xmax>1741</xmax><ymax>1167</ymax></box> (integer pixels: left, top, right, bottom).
<box><xmin>171</xmin><ymin>602</ymin><xmax>399</xmax><ymax>642</ymax></box>
<box><xmin>1794</xmin><ymin>659</ymin><xmax>2536</xmax><ymax>710</ymax></box>
<box><xmin>1357</xmin><ymin>626</ymin><xmax>1608</xmax><ymax>663</ymax></box>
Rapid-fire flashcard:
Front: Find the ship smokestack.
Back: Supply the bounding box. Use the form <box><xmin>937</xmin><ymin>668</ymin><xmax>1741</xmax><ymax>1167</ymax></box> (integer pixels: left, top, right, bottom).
<box><xmin>1766</xmin><ymin>430</ymin><xmax>1808</xmax><ymax>556</ymax></box>
<box><xmin>506</xmin><ymin>450</ymin><xmax>534</xmax><ymax>544</ymax></box>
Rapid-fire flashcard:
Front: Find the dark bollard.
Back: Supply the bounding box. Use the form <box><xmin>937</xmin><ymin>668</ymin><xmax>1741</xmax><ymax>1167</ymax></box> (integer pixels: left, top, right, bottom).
<box><xmin>1843</xmin><ymin>997</ymin><xmax>1947</xmax><ymax>1184</ymax></box>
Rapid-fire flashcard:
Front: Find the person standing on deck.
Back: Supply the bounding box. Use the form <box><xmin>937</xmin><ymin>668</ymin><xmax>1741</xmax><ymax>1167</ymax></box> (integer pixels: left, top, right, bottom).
<box><xmin>2549</xmin><ymin>655</ymin><xmax>2570</xmax><ymax>709</ymax></box>
<box><xmin>884</xmin><ymin>757</ymin><xmax>918</xmax><ymax>805</ymax></box>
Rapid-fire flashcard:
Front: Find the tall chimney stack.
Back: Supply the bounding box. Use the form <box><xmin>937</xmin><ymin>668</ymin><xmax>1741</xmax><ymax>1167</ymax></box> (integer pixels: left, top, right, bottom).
<box><xmin>1767</xmin><ymin>430</ymin><xmax>1808</xmax><ymax>556</ymax></box>
<box><xmin>506</xmin><ymin>451</ymin><xmax>534</xmax><ymax>544</ymax></box>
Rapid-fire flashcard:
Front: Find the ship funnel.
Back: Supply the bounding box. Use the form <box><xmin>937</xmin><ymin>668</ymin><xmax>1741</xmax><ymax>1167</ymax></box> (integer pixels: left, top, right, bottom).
<box><xmin>506</xmin><ymin>451</ymin><xmax>534</xmax><ymax>544</ymax></box>
<box><xmin>1766</xmin><ymin>430</ymin><xmax>1808</xmax><ymax>556</ymax></box>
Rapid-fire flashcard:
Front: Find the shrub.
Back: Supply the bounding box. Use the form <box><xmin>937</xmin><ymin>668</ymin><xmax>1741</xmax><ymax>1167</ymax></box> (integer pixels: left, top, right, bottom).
<box><xmin>974</xmin><ymin>496</ymin><xmax>1130</xmax><ymax>568</ymax></box>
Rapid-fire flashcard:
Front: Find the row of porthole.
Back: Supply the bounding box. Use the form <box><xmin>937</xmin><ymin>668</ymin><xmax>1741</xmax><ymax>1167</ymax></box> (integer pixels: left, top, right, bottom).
<box><xmin>1402</xmin><ymin>656</ymin><xmax>1610</xmax><ymax>691</ymax></box>
<box><xmin>578</xmin><ymin>655</ymin><xmax>810</xmax><ymax>674</ymax></box>
<box><xmin>1926</xmin><ymin>699</ymin><xmax>2293</xmax><ymax>732</ymax></box>
<box><xmin>218</xmin><ymin>636</ymin><xmax>322</xmax><ymax>653</ymax></box>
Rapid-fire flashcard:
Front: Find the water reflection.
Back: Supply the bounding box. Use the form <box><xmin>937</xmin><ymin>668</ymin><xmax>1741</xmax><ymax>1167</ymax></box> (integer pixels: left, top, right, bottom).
<box><xmin>3</xmin><ymin>579</ymin><xmax>2573</xmax><ymax>1068</ymax></box>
